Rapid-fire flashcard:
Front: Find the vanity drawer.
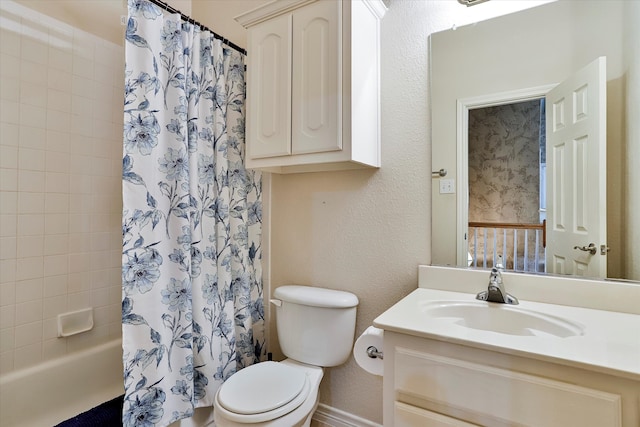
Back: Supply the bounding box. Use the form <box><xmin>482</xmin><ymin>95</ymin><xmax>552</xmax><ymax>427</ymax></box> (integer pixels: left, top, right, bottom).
<box><xmin>394</xmin><ymin>402</ymin><xmax>479</xmax><ymax>427</ymax></box>
<box><xmin>394</xmin><ymin>347</ymin><xmax>622</xmax><ymax>427</ymax></box>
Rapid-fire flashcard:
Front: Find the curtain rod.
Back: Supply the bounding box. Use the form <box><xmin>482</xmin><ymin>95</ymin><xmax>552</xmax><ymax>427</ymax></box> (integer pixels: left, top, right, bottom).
<box><xmin>146</xmin><ymin>0</ymin><xmax>247</xmax><ymax>56</ymax></box>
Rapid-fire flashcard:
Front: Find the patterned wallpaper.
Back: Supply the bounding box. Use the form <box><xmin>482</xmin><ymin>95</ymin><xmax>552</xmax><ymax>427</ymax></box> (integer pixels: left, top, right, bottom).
<box><xmin>468</xmin><ymin>100</ymin><xmax>545</xmax><ymax>271</ymax></box>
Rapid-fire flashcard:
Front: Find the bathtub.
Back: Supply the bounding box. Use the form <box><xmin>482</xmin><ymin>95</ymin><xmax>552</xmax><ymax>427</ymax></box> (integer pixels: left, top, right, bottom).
<box><xmin>0</xmin><ymin>339</ymin><xmax>124</xmax><ymax>427</ymax></box>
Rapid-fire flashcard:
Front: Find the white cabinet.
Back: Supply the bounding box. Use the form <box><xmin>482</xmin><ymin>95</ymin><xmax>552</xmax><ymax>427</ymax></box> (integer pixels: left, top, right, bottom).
<box><xmin>236</xmin><ymin>0</ymin><xmax>386</xmax><ymax>173</ymax></box>
<box><xmin>383</xmin><ymin>331</ymin><xmax>640</xmax><ymax>427</ymax></box>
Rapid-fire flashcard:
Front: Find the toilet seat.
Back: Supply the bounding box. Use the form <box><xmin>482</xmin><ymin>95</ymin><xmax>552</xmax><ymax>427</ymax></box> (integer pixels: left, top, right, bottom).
<box><xmin>215</xmin><ymin>361</ymin><xmax>312</xmax><ymax>423</ymax></box>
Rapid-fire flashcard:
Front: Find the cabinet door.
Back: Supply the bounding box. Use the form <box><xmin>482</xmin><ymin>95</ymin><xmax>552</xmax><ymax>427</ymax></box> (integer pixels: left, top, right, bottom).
<box><xmin>395</xmin><ymin>402</ymin><xmax>480</xmax><ymax>427</ymax></box>
<box><xmin>247</xmin><ymin>13</ymin><xmax>292</xmax><ymax>159</ymax></box>
<box><xmin>292</xmin><ymin>1</ymin><xmax>341</xmax><ymax>155</ymax></box>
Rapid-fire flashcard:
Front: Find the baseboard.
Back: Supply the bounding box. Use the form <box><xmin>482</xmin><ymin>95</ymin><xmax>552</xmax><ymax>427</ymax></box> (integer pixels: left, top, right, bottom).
<box><xmin>312</xmin><ymin>403</ymin><xmax>382</xmax><ymax>427</ymax></box>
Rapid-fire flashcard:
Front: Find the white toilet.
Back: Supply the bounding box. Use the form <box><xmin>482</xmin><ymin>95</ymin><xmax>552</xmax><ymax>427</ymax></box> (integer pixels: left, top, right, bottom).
<box><xmin>213</xmin><ymin>285</ymin><xmax>359</xmax><ymax>427</ymax></box>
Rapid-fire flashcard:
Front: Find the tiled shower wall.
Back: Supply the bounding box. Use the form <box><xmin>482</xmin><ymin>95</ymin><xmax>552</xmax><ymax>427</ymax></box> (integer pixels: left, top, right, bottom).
<box><xmin>0</xmin><ymin>1</ymin><xmax>123</xmax><ymax>374</ymax></box>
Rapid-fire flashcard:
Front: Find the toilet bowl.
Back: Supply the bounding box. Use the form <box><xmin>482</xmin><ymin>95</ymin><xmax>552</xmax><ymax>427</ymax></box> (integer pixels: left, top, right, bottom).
<box><xmin>213</xmin><ymin>285</ymin><xmax>359</xmax><ymax>427</ymax></box>
<box><xmin>213</xmin><ymin>359</ymin><xmax>323</xmax><ymax>427</ymax></box>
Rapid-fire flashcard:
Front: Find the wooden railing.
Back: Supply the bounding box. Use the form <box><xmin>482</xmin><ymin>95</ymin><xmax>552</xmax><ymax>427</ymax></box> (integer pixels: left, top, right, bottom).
<box><xmin>468</xmin><ymin>220</ymin><xmax>546</xmax><ymax>273</ymax></box>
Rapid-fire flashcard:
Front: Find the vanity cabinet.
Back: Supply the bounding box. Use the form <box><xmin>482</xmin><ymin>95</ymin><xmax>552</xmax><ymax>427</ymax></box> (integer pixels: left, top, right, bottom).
<box><xmin>383</xmin><ymin>331</ymin><xmax>640</xmax><ymax>427</ymax></box>
<box><xmin>235</xmin><ymin>0</ymin><xmax>386</xmax><ymax>173</ymax></box>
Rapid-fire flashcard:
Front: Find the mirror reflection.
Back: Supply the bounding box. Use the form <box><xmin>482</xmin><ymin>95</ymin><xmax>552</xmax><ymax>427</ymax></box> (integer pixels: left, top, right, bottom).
<box><xmin>430</xmin><ymin>0</ymin><xmax>639</xmax><ymax>281</ymax></box>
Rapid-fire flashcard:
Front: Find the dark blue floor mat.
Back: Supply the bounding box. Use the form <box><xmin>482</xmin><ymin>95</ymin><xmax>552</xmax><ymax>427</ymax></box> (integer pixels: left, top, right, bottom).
<box><xmin>54</xmin><ymin>395</ymin><xmax>123</xmax><ymax>427</ymax></box>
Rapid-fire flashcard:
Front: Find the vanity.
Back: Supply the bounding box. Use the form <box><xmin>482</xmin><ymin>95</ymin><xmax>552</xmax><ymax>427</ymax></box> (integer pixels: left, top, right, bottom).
<box><xmin>374</xmin><ymin>266</ymin><xmax>640</xmax><ymax>426</ymax></box>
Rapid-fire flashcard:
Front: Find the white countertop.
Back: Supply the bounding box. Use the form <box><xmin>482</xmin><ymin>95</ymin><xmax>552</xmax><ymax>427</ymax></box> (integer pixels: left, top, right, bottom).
<box><xmin>374</xmin><ymin>288</ymin><xmax>640</xmax><ymax>381</ymax></box>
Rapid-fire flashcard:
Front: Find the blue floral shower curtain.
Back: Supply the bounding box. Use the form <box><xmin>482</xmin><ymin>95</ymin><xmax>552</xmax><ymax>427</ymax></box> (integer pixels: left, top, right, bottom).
<box><xmin>121</xmin><ymin>1</ymin><xmax>264</xmax><ymax>425</ymax></box>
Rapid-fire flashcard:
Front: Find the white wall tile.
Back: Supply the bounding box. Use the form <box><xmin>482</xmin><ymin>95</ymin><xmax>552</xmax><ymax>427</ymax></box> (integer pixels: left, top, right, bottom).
<box><xmin>43</xmin><ymin>294</ymin><xmax>66</xmax><ymax>318</ymax></box>
<box><xmin>17</xmin><ymin>235</ymin><xmax>43</xmax><ymax>258</ymax></box>
<box><xmin>0</xmin><ymin>169</ymin><xmax>18</xmax><ymax>191</ymax></box>
<box><xmin>19</xmin><ymin>81</ymin><xmax>47</xmax><ymax>108</ymax></box>
<box><xmin>47</xmin><ymin>68</ymin><xmax>72</xmax><ymax>92</ymax></box>
<box><xmin>43</xmin><ymin>274</ymin><xmax>67</xmax><ymax>297</ymax></box>
<box><xmin>68</xmin><ymin>271</ymin><xmax>90</xmax><ymax>293</ymax></box>
<box><xmin>71</xmin><ymin>94</ymin><xmax>93</xmax><ymax>118</ymax></box>
<box><xmin>46</xmin><ymin>109</ymin><xmax>70</xmax><ymax>133</ymax></box>
<box><xmin>19</xmin><ymin>60</ymin><xmax>47</xmax><ymax>85</ymax></box>
<box><xmin>0</xmin><ymin>123</ymin><xmax>19</xmax><ymax>147</ymax></box>
<box><xmin>43</xmin><ymin>234</ymin><xmax>68</xmax><ymax>255</ymax></box>
<box><xmin>13</xmin><ymin>342</ymin><xmax>42</xmax><ymax>369</ymax></box>
<box><xmin>42</xmin><ymin>337</ymin><xmax>67</xmax><ymax>359</ymax></box>
<box><xmin>0</xmin><ymin>53</ymin><xmax>20</xmax><ymax>79</ymax></box>
<box><xmin>19</xmin><ymin>126</ymin><xmax>46</xmax><ymax>150</ymax></box>
<box><xmin>17</xmin><ymin>213</ymin><xmax>44</xmax><ymax>235</ymax></box>
<box><xmin>43</xmin><ymin>254</ymin><xmax>67</xmax><ymax>276</ymax></box>
<box><xmin>46</xmin><ymin>130</ymin><xmax>70</xmax><ymax>152</ymax></box>
<box><xmin>70</xmin><ymin>136</ymin><xmax>94</xmax><ymax>157</ymax></box>
<box><xmin>15</xmin><ymin>277</ymin><xmax>42</xmax><ymax>303</ymax></box>
<box><xmin>0</xmin><ymin>282</ymin><xmax>16</xmax><ymax>306</ymax></box>
<box><xmin>0</xmin><ymin>145</ymin><xmax>18</xmax><ymax>169</ymax></box>
<box><xmin>0</xmin><ymin>350</ymin><xmax>15</xmax><ymax>374</ymax></box>
<box><xmin>44</xmin><ymin>193</ymin><xmax>69</xmax><ymax>213</ymax></box>
<box><xmin>18</xmin><ymin>147</ymin><xmax>46</xmax><ymax>171</ymax></box>
<box><xmin>0</xmin><ymin>237</ymin><xmax>16</xmax><ymax>260</ymax></box>
<box><xmin>0</xmin><ymin>100</ymin><xmax>19</xmax><ymax>125</ymax></box>
<box><xmin>67</xmin><ymin>290</ymin><xmax>90</xmax><ymax>311</ymax></box>
<box><xmin>17</xmin><ymin>192</ymin><xmax>44</xmax><ymax>213</ymax></box>
<box><xmin>44</xmin><ymin>172</ymin><xmax>69</xmax><ymax>193</ymax></box>
<box><xmin>0</xmin><ymin>77</ymin><xmax>20</xmax><ymax>102</ymax></box>
<box><xmin>14</xmin><ymin>299</ymin><xmax>42</xmax><ymax>325</ymax></box>
<box><xmin>15</xmin><ymin>256</ymin><xmax>43</xmax><ymax>281</ymax></box>
<box><xmin>46</xmin><ymin>88</ymin><xmax>72</xmax><ymax>113</ymax></box>
<box><xmin>21</xmin><ymin>37</ymin><xmax>48</xmax><ymax>65</ymax></box>
<box><xmin>0</xmin><ymin>259</ymin><xmax>16</xmax><ymax>282</ymax></box>
<box><xmin>14</xmin><ymin>321</ymin><xmax>43</xmax><ymax>347</ymax></box>
<box><xmin>0</xmin><ymin>192</ymin><xmax>17</xmax><ymax>214</ymax></box>
<box><xmin>18</xmin><ymin>169</ymin><xmax>45</xmax><ymax>192</ymax></box>
<box><xmin>68</xmin><ymin>214</ymin><xmax>89</xmax><ymax>233</ymax></box>
<box><xmin>0</xmin><ymin>328</ymin><xmax>15</xmax><ymax>353</ymax></box>
<box><xmin>0</xmin><ymin>214</ymin><xmax>17</xmax><ymax>237</ymax></box>
<box><xmin>0</xmin><ymin>304</ymin><xmax>15</xmax><ymax>329</ymax></box>
<box><xmin>0</xmin><ymin>29</ymin><xmax>21</xmax><ymax>57</ymax></box>
<box><xmin>44</xmin><ymin>213</ymin><xmax>68</xmax><ymax>234</ymax></box>
<box><xmin>73</xmin><ymin>56</ymin><xmax>94</xmax><ymax>79</ymax></box>
<box><xmin>1</xmin><ymin>7</ymin><xmax>124</xmax><ymax>374</ymax></box>
<box><xmin>48</xmin><ymin>47</ymin><xmax>73</xmax><ymax>72</ymax></box>
<box><xmin>19</xmin><ymin>104</ymin><xmax>46</xmax><ymax>129</ymax></box>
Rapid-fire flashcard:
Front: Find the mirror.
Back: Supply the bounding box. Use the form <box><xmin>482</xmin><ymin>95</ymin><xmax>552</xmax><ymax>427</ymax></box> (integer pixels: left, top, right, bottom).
<box><xmin>431</xmin><ymin>0</ymin><xmax>639</xmax><ymax>281</ymax></box>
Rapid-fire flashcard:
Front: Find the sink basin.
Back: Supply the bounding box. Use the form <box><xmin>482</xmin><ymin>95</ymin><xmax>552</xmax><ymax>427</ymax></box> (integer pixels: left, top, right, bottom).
<box><xmin>421</xmin><ymin>301</ymin><xmax>585</xmax><ymax>338</ymax></box>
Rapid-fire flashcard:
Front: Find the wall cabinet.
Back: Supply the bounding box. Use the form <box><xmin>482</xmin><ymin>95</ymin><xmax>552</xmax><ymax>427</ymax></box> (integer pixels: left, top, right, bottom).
<box><xmin>383</xmin><ymin>331</ymin><xmax>640</xmax><ymax>427</ymax></box>
<box><xmin>236</xmin><ymin>0</ymin><xmax>386</xmax><ymax>173</ymax></box>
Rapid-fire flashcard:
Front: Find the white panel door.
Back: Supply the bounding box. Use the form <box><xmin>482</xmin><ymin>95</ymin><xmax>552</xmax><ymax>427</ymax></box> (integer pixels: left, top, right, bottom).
<box><xmin>546</xmin><ymin>57</ymin><xmax>607</xmax><ymax>277</ymax></box>
<box><xmin>247</xmin><ymin>13</ymin><xmax>292</xmax><ymax>159</ymax></box>
<box><xmin>291</xmin><ymin>0</ymin><xmax>341</xmax><ymax>155</ymax></box>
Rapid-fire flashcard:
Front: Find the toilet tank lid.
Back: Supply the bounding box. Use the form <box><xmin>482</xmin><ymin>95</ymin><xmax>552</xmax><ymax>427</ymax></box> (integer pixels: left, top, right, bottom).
<box><xmin>274</xmin><ymin>286</ymin><xmax>359</xmax><ymax>308</ymax></box>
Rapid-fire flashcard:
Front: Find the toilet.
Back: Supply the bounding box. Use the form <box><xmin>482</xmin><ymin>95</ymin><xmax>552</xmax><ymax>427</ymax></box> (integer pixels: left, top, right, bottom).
<box><xmin>213</xmin><ymin>285</ymin><xmax>359</xmax><ymax>427</ymax></box>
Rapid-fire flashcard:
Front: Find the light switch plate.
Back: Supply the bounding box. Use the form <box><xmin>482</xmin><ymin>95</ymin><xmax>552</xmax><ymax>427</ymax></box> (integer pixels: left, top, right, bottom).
<box><xmin>439</xmin><ymin>179</ymin><xmax>455</xmax><ymax>194</ymax></box>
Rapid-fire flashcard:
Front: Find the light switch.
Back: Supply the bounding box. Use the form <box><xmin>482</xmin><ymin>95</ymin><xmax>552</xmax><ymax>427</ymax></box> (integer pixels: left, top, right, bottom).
<box><xmin>439</xmin><ymin>179</ymin><xmax>455</xmax><ymax>194</ymax></box>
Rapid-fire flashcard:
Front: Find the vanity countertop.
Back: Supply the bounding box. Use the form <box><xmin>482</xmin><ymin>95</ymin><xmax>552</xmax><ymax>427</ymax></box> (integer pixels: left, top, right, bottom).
<box><xmin>374</xmin><ymin>287</ymin><xmax>640</xmax><ymax>381</ymax></box>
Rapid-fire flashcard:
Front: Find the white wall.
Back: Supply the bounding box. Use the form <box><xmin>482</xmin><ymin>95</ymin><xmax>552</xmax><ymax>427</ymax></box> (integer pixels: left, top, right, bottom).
<box><xmin>624</xmin><ymin>0</ymin><xmax>640</xmax><ymax>280</ymax></box>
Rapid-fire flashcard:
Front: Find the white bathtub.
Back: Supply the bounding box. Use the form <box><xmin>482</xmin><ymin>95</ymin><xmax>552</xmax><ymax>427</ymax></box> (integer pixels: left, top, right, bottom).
<box><xmin>0</xmin><ymin>339</ymin><xmax>124</xmax><ymax>427</ymax></box>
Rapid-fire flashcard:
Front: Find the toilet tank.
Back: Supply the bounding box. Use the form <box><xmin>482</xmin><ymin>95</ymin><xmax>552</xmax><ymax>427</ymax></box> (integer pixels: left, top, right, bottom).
<box><xmin>272</xmin><ymin>286</ymin><xmax>359</xmax><ymax>367</ymax></box>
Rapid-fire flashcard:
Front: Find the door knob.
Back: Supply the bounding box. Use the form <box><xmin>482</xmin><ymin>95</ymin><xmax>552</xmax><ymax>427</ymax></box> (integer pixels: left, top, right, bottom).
<box><xmin>573</xmin><ymin>243</ymin><xmax>597</xmax><ymax>255</ymax></box>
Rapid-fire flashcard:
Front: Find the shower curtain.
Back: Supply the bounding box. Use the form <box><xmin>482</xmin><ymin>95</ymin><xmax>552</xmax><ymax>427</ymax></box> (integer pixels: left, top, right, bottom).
<box><xmin>121</xmin><ymin>1</ymin><xmax>264</xmax><ymax>425</ymax></box>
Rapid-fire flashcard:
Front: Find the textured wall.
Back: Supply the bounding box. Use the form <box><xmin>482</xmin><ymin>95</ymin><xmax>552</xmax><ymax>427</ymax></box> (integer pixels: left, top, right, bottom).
<box><xmin>468</xmin><ymin>100</ymin><xmax>542</xmax><ymax>224</ymax></box>
<box><xmin>268</xmin><ymin>2</ymin><xmax>432</xmax><ymax>421</ymax></box>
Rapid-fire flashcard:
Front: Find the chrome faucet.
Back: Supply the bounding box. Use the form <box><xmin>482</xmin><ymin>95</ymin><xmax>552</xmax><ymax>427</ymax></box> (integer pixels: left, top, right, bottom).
<box><xmin>476</xmin><ymin>256</ymin><xmax>519</xmax><ymax>305</ymax></box>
